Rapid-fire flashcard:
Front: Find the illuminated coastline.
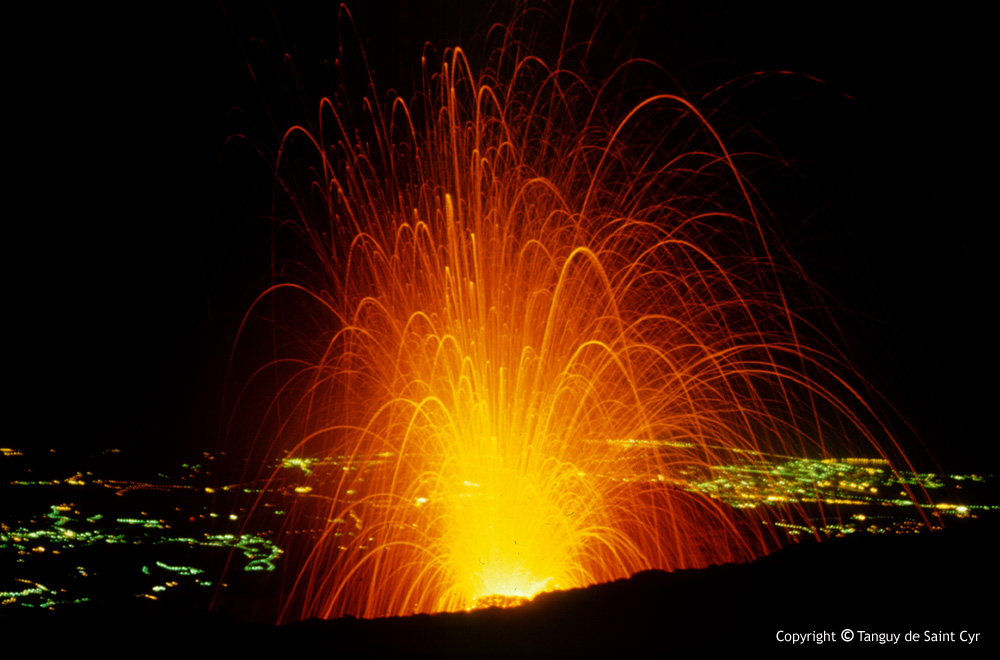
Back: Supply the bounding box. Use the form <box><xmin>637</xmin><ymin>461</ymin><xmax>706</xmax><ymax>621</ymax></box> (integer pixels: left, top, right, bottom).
<box><xmin>3</xmin><ymin>446</ymin><xmax>994</xmax><ymax>612</ymax></box>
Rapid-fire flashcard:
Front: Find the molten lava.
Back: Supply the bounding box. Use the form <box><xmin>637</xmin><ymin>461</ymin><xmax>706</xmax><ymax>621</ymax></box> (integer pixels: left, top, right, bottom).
<box><xmin>231</xmin><ymin>13</ymin><xmax>921</xmax><ymax>621</ymax></box>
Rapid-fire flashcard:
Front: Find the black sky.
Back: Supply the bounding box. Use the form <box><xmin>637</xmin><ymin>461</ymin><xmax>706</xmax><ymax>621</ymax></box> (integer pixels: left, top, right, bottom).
<box><xmin>12</xmin><ymin>2</ymin><xmax>992</xmax><ymax>472</ymax></box>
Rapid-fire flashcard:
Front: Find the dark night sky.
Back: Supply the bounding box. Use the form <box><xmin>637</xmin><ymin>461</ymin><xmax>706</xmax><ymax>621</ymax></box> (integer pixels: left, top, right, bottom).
<box><xmin>11</xmin><ymin>2</ymin><xmax>992</xmax><ymax>472</ymax></box>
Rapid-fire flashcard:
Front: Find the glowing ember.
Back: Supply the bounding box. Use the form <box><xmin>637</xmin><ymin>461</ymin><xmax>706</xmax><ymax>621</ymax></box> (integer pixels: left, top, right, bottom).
<box><xmin>231</xmin><ymin>12</ymin><xmax>926</xmax><ymax>621</ymax></box>
<box><xmin>472</xmin><ymin>594</ymin><xmax>531</xmax><ymax>611</ymax></box>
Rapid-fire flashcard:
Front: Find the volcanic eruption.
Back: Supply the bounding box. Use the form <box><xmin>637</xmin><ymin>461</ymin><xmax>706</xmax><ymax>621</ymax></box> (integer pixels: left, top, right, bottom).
<box><xmin>227</xmin><ymin>6</ymin><xmax>926</xmax><ymax>621</ymax></box>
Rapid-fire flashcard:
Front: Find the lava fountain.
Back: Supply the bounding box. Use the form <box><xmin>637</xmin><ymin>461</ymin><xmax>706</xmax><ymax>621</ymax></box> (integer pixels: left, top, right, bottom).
<box><xmin>229</xmin><ymin>10</ymin><xmax>922</xmax><ymax>621</ymax></box>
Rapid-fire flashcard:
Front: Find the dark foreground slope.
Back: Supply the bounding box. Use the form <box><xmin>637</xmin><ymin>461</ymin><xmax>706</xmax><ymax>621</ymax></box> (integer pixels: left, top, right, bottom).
<box><xmin>8</xmin><ymin>522</ymin><xmax>995</xmax><ymax>654</ymax></box>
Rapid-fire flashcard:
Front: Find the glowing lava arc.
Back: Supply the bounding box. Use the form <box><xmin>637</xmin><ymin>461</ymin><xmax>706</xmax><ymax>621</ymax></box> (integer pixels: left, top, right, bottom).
<box><xmin>232</xmin><ymin>20</ymin><xmax>924</xmax><ymax>621</ymax></box>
